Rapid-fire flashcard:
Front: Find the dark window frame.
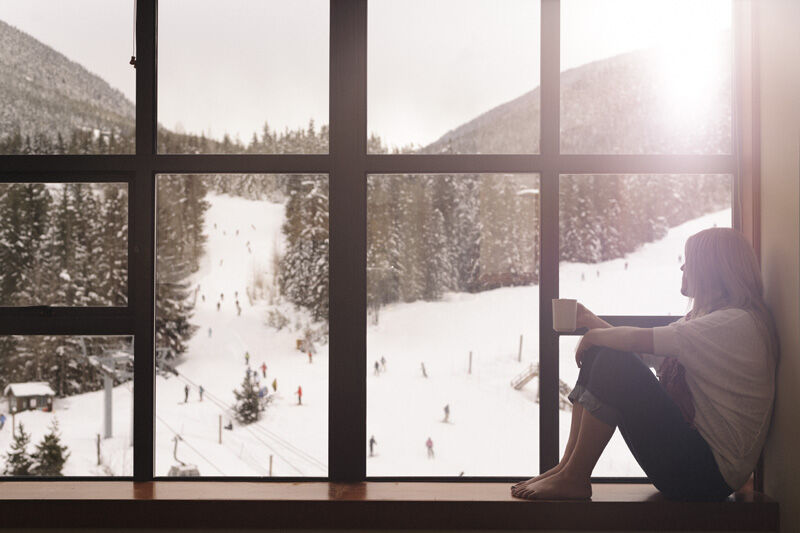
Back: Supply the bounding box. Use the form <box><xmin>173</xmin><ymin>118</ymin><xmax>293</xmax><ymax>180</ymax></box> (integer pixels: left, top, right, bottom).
<box><xmin>0</xmin><ymin>0</ymin><xmax>758</xmax><ymax>485</ymax></box>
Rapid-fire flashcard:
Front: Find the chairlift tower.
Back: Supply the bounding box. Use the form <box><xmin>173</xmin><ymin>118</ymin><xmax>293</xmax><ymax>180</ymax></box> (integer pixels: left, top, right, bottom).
<box><xmin>77</xmin><ymin>338</ymin><xmax>133</xmax><ymax>439</ymax></box>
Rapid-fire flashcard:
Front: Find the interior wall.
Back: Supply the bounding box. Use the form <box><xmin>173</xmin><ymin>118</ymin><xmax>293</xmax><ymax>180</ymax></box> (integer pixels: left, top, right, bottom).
<box><xmin>759</xmin><ymin>0</ymin><xmax>800</xmax><ymax>532</ymax></box>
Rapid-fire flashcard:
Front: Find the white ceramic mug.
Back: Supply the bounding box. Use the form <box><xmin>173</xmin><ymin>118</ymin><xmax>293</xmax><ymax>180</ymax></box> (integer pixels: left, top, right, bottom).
<box><xmin>552</xmin><ymin>298</ymin><xmax>578</xmax><ymax>332</ymax></box>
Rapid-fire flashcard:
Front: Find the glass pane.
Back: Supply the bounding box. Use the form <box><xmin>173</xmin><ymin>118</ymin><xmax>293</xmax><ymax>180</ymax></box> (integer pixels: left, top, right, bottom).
<box><xmin>158</xmin><ymin>0</ymin><xmax>329</xmax><ymax>154</ymax></box>
<box><xmin>0</xmin><ymin>2</ymin><xmax>135</xmax><ymax>154</ymax></box>
<box><xmin>155</xmin><ymin>174</ymin><xmax>328</xmax><ymax>477</ymax></box>
<box><xmin>0</xmin><ymin>183</ymin><xmax>128</xmax><ymax>307</ymax></box>
<box><xmin>559</xmin><ymin>336</ymin><xmax>644</xmax><ymax>477</ymax></box>
<box><xmin>561</xmin><ymin>0</ymin><xmax>732</xmax><ymax>154</ymax></box>
<box><xmin>368</xmin><ymin>0</ymin><xmax>540</xmax><ymax>154</ymax></box>
<box><xmin>559</xmin><ymin>174</ymin><xmax>732</xmax><ymax>315</ymax></box>
<box><xmin>0</xmin><ymin>335</ymin><xmax>134</xmax><ymax>477</ymax></box>
<box><xmin>367</xmin><ymin>174</ymin><xmax>539</xmax><ymax>476</ymax></box>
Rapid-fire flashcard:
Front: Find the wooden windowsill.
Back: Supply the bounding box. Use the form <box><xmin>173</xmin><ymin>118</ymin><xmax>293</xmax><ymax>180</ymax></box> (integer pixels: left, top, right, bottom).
<box><xmin>0</xmin><ymin>481</ymin><xmax>778</xmax><ymax>530</ymax></box>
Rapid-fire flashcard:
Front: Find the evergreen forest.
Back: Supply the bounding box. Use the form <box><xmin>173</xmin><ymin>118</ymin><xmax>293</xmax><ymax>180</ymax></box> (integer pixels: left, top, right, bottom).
<box><xmin>0</xmin><ymin>121</ymin><xmax>729</xmax><ymax>396</ymax></box>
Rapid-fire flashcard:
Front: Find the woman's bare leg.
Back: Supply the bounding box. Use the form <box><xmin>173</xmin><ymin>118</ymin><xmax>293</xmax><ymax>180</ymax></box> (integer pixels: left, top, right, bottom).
<box><xmin>513</xmin><ymin>408</ymin><xmax>614</xmax><ymax>500</ymax></box>
<box><xmin>512</xmin><ymin>402</ymin><xmax>584</xmax><ymax>491</ymax></box>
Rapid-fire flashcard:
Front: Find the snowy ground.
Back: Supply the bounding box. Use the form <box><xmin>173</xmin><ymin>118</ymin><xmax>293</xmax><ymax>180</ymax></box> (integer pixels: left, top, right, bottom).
<box><xmin>0</xmin><ymin>193</ymin><xmax>730</xmax><ymax>478</ymax></box>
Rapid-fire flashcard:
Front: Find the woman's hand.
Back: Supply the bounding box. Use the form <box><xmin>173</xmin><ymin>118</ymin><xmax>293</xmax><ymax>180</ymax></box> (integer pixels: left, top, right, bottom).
<box><xmin>576</xmin><ymin>303</ymin><xmax>612</xmax><ymax>330</ymax></box>
<box><xmin>575</xmin><ymin>329</ymin><xmax>597</xmax><ymax>368</ymax></box>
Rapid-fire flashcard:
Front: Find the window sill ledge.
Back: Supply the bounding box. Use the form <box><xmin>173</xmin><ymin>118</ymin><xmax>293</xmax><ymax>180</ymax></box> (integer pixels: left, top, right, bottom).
<box><xmin>0</xmin><ymin>481</ymin><xmax>778</xmax><ymax>530</ymax></box>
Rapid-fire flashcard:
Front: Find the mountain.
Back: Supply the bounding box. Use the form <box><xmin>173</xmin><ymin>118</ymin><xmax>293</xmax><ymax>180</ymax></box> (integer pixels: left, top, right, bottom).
<box><xmin>422</xmin><ymin>35</ymin><xmax>731</xmax><ymax>155</ymax></box>
<box><xmin>0</xmin><ymin>19</ymin><xmax>135</xmax><ymax>144</ymax></box>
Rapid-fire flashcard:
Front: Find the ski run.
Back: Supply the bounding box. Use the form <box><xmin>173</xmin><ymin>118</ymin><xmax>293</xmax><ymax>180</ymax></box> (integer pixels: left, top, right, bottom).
<box><xmin>0</xmin><ymin>193</ymin><xmax>730</xmax><ymax>478</ymax></box>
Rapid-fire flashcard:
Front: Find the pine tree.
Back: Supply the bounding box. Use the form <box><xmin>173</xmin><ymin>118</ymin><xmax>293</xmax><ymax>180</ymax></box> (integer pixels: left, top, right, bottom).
<box><xmin>3</xmin><ymin>423</ymin><xmax>33</xmax><ymax>476</ymax></box>
<box><xmin>233</xmin><ymin>369</ymin><xmax>261</xmax><ymax>424</ymax></box>
<box><xmin>31</xmin><ymin>420</ymin><xmax>70</xmax><ymax>476</ymax></box>
<box><xmin>279</xmin><ymin>177</ymin><xmax>329</xmax><ymax>321</ymax></box>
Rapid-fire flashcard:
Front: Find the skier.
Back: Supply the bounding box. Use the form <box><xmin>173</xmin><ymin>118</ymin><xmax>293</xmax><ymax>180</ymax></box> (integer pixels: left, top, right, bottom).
<box><xmin>374</xmin><ymin>361</ymin><xmax>380</xmax><ymax>376</ymax></box>
<box><xmin>380</xmin><ymin>356</ymin><xmax>387</xmax><ymax>371</ymax></box>
<box><xmin>202</xmin><ymin>294</ymin><xmax>205</xmax><ymax>302</ymax></box>
<box><xmin>224</xmin><ymin>421</ymin><xmax>233</xmax><ymax>430</ymax></box>
<box><xmin>261</xmin><ymin>362</ymin><xmax>267</xmax><ymax>378</ymax></box>
<box><xmin>443</xmin><ymin>404</ymin><xmax>450</xmax><ymax>423</ymax></box>
<box><xmin>678</xmin><ymin>254</ymin><xmax>683</xmax><ymax>263</ymax></box>
<box><xmin>245</xmin><ymin>351</ymin><xmax>250</xmax><ymax>365</ymax></box>
<box><xmin>369</xmin><ymin>435</ymin><xmax>377</xmax><ymax>457</ymax></box>
<box><xmin>426</xmin><ymin>437</ymin><xmax>434</xmax><ymax>459</ymax></box>
<box><xmin>0</xmin><ymin>413</ymin><xmax>5</xmax><ymax>430</ymax></box>
<box><xmin>198</xmin><ymin>385</ymin><xmax>204</xmax><ymax>402</ymax></box>
<box><xmin>596</xmin><ymin>269</ymin><xmax>600</xmax><ymax>278</ymax></box>
<box><xmin>272</xmin><ymin>378</ymin><xmax>278</xmax><ymax>392</ymax></box>
<box><xmin>308</xmin><ymin>351</ymin><xmax>313</xmax><ymax>364</ymax></box>
<box><xmin>235</xmin><ymin>229</ymin><xmax>239</xmax><ymax>236</ymax></box>
<box><xmin>216</xmin><ymin>301</ymin><xmax>221</xmax><ymax>311</ymax></box>
<box><xmin>184</xmin><ymin>384</ymin><xmax>189</xmax><ymax>403</ymax></box>
<box><xmin>624</xmin><ymin>261</ymin><xmax>629</xmax><ymax>270</ymax></box>
<box><xmin>208</xmin><ymin>327</ymin><xmax>212</xmax><ymax>338</ymax></box>
<box><xmin>237</xmin><ymin>304</ymin><xmax>242</xmax><ymax>316</ymax></box>
<box><xmin>235</xmin><ymin>291</ymin><xmax>238</xmax><ymax>298</ymax></box>
<box><xmin>581</xmin><ymin>272</ymin><xmax>585</xmax><ymax>281</ymax></box>
<box><xmin>214</xmin><ymin>223</ymin><xmax>217</xmax><ymax>229</ymax></box>
<box><xmin>296</xmin><ymin>385</ymin><xmax>303</xmax><ymax>406</ymax></box>
<box><xmin>220</xmin><ymin>292</ymin><xmax>224</xmax><ymax>301</ymax></box>
<box><xmin>421</xmin><ymin>362</ymin><xmax>428</xmax><ymax>378</ymax></box>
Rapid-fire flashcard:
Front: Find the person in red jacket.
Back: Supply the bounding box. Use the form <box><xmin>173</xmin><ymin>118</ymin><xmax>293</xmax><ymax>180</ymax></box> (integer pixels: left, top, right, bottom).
<box><xmin>296</xmin><ymin>385</ymin><xmax>302</xmax><ymax>406</ymax></box>
<box><xmin>426</xmin><ymin>437</ymin><xmax>434</xmax><ymax>459</ymax></box>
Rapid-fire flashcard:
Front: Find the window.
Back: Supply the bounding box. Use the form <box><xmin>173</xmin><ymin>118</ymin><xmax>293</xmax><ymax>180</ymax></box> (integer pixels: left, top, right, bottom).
<box><xmin>0</xmin><ymin>0</ymin><xmax>744</xmax><ymax>482</ymax></box>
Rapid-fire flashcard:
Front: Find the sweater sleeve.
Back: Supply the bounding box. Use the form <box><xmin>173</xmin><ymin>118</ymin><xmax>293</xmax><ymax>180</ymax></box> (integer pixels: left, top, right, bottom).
<box><xmin>650</xmin><ymin>309</ymin><xmax>761</xmax><ymax>379</ymax></box>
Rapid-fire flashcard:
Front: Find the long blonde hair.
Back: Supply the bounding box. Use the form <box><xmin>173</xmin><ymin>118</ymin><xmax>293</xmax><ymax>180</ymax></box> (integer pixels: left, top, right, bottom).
<box><xmin>684</xmin><ymin>227</ymin><xmax>779</xmax><ymax>360</ymax></box>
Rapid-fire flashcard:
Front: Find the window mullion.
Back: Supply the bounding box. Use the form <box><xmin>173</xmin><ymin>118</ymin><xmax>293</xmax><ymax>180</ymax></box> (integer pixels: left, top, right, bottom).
<box><xmin>539</xmin><ymin>0</ymin><xmax>561</xmax><ymax>474</ymax></box>
<box><xmin>133</xmin><ymin>0</ymin><xmax>157</xmax><ymax>482</ymax></box>
<box><xmin>329</xmin><ymin>0</ymin><xmax>368</xmax><ymax>481</ymax></box>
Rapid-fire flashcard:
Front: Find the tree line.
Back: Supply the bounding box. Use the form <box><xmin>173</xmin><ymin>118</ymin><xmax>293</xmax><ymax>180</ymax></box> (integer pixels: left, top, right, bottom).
<box><xmin>0</xmin><ymin>122</ymin><xmax>730</xmax><ymax>388</ymax></box>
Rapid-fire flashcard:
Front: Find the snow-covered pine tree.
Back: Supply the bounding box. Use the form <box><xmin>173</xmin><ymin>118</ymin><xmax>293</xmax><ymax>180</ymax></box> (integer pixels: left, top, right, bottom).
<box><xmin>422</xmin><ymin>206</ymin><xmax>452</xmax><ymax>301</ymax></box>
<box><xmin>31</xmin><ymin>419</ymin><xmax>70</xmax><ymax>476</ymax></box>
<box><xmin>0</xmin><ymin>183</ymin><xmax>50</xmax><ymax>305</ymax></box>
<box><xmin>233</xmin><ymin>369</ymin><xmax>261</xmax><ymax>424</ymax></box>
<box><xmin>396</xmin><ymin>176</ymin><xmax>425</xmax><ymax>302</ymax></box>
<box><xmin>451</xmin><ymin>176</ymin><xmax>482</xmax><ymax>292</ymax></box>
<box><xmin>155</xmin><ymin>176</ymin><xmax>202</xmax><ymax>358</ymax></box>
<box><xmin>3</xmin><ymin>423</ymin><xmax>33</xmax><ymax>476</ymax></box>
<box><xmin>367</xmin><ymin>177</ymin><xmax>401</xmax><ymax>317</ymax></box>
<box><xmin>279</xmin><ymin>176</ymin><xmax>329</xmax><ymax>322</ymax></box>
<box><xmin>98</xmin><ymin>184</ymin><xmax>128</xmax><ymax>305</ymax></box>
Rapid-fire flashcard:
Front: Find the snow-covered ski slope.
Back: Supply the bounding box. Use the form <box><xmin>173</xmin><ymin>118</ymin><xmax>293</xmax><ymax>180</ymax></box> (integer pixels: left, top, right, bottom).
<box><xmin>0</xmin><ymin>192</ymin><xmax>730</xmax><ymax>478</ymax></box>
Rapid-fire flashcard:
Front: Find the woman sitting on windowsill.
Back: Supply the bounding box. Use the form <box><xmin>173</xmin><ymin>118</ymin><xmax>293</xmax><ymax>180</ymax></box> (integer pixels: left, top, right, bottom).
<box><xmin>512</xmin><ymin>228</ymin><xmax>779</xmax><ymax>501</ymax></box>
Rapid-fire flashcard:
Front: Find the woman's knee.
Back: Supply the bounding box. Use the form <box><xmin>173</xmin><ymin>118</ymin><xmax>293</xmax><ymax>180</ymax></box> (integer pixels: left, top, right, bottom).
<box><xmin>590</xmin><ymin>347</ymin><xmax>641</xmax><ymax>377</ymax></box>
<box><xmin>585</xmin><ymin>348</ymin><xmax>648</xmax><ymax>396</ymax></box>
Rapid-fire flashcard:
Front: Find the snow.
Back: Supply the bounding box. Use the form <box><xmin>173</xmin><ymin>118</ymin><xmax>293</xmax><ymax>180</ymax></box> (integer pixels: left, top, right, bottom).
<box><xmin>4</xmin><ymin>382</ymin><xmax>56</xmax><ymax>397</ymax></box>
<box><xmin>0</xmin><ymin>191</ymin><xmax>730</xmax><ymax>479</ymax></box>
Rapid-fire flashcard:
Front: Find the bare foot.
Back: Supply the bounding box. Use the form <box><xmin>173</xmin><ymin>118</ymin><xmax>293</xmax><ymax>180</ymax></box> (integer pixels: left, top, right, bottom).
<box><xmin>511</xmin><ymin>470</ymin><xmax>591</xmax><ymax>501</ymax></box>
<box><xmin>511</xmin><ymin>463</ymin><xmax>564</xmax><ymax>492</ymax></box>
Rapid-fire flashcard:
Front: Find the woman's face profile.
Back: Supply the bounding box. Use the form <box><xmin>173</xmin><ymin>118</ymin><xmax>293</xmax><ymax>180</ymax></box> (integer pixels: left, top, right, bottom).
<box><xmin>680</xmin><ymin>245</ymin><xmax>690</xmax><ymax>297</ymax></box>
<box><xmin>680</xmin><ymin>262</ymin><xmax>688</xmax><ymax>296</ymax></box>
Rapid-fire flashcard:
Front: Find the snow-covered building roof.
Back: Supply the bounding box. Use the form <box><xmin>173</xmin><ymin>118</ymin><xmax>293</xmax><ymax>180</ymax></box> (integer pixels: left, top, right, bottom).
<box><xmin>3</xmin><ymin>382</ymin><xmax>56</xmax><ymax>397</ymax></box>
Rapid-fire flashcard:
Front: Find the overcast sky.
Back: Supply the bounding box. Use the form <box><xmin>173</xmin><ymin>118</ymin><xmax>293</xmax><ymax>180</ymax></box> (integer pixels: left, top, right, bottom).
<box><xmin>0</xmin><ymin>0</ymin><xmax>730</xmax><ymax>149</ymax></box>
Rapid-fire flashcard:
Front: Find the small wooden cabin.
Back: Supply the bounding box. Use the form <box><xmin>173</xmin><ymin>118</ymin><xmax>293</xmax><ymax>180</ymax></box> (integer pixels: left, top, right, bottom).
<box><xmin>4</xmin><ymin>382</ymin><xmax>55</xmax><ymax>413</ymax></box>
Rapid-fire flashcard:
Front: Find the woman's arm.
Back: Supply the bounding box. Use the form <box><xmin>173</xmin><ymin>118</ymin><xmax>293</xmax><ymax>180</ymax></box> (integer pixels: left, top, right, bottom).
<box><xmin>576</xmin><ymin>326</ymin><xmax>655</xmax><ymax>367</ymax></box>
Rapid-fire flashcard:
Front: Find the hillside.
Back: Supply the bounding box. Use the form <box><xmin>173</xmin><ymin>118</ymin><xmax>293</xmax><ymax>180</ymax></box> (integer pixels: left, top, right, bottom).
<box><xmin>422</xmin><ymin>35</ymin><xmax>731</xmax><ymax>155</ymax></box>
<box><xmin>0</xmin><ymin>20</ymin><xmax>135</xmax><ymax>144</ymax></box>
